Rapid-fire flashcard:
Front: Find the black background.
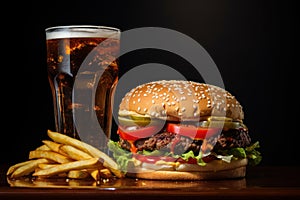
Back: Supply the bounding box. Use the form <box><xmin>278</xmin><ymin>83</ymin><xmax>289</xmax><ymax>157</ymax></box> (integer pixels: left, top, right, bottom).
<box><xmin>2</xmin><ymin>0</ymin><xmax>298</xmax><ymax>166</ymax></box>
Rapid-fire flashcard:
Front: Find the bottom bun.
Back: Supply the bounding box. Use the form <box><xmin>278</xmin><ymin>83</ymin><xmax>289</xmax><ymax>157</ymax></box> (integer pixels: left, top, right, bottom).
<box><xmin>126</xmin><ymin>158</ymin><xmax>248</xmax><ymax>180</ymax></box>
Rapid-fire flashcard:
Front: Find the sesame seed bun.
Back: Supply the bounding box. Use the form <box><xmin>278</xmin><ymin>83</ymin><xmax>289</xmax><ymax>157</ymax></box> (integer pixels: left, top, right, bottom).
<box><xmin>126</xmin><ymin>158</ymin><xmax>248</xmax><ymax>180</ymax></box>
<box><xmin>117</xmin><ymin>80</ymin><xmax>250</xmax><ymax>181</ymax></box>
<box><xmin>119</xmin><ymin>80</ymin><xmax>244</xmax><ymax>122</ymax></box>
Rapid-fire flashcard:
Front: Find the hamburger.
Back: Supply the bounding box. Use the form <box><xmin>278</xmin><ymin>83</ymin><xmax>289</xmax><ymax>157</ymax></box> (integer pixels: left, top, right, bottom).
<box><xmin>108</xmin><ymin>80</ymin><xmax>262</xmax><ymax>180</ymax></box>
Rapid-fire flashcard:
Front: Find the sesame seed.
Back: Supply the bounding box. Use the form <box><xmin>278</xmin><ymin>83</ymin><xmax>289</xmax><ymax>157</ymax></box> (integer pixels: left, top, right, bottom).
<box><xmin>180</xmin><ymin>96</ymin><xmax>186</xmax><ymax>101</ymax></box>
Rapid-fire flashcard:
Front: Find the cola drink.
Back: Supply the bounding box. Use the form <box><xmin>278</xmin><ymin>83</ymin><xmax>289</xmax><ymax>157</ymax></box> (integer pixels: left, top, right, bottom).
<box><xmin>46</xmin><ymin>25</ymin><xmax>120</xmax><ymax>151</ymax></box>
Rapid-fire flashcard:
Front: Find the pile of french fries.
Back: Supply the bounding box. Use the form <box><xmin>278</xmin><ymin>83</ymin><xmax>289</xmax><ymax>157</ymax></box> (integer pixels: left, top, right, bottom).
<box><xmin>7</xmin><ymin>130</ymin><xmax>124</xmax><ymax>182</ymax></box>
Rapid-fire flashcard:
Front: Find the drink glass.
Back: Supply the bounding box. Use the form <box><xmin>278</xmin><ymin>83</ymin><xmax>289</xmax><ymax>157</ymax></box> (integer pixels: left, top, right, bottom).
<box><xmin>45</xmin><ymin>25</ymin><xmax>120</xmax><ymax>152</ymax></box>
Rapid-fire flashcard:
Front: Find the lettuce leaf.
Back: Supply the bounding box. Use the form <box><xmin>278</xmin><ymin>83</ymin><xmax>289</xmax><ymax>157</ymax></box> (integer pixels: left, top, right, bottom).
<box><xmin>214</xmin><ymin>141</ymin><xmax>262</xmax><ymax>166</ymax></box>
<box><xmin>181</xmin><ymin>150</ymin><xmax>206</xmax><ymax>166</ymax></box>
<box><xmin>245</xmin><ymin>141</ymin><xmax>262</xmax><ymax>166</ymax></box>
<box><xmin>108</xmin><ymin>140</ymin><xmax>263</xmax><ymax>173</ymax></box>
<box><xmin>107</xmin><ymin>140</ymin><xmax>133</xmax><ymax>172</ymax></box>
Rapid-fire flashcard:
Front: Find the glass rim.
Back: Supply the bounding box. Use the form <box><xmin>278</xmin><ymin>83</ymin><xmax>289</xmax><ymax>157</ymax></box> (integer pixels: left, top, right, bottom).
<box><xmin>45</xmin><ymin>25</ymin><xmax>121</xmax><ymax>40</ymax></box>
<box><xmin>45</xmin><ymin>25</ymin><xmax>121</xmax><ymax>33</ymax></box>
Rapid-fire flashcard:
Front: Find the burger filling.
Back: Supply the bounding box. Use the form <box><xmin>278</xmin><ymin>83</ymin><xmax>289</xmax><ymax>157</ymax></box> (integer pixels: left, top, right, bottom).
<box><xmin>108</xmin><ymin>117</ymin><xmax>262</xmax><ymax>172</ymax></box>
<box><xmin>119</xmin><ymin>125</ymin><xmax>251</xmax><ymax>155</ymax></box>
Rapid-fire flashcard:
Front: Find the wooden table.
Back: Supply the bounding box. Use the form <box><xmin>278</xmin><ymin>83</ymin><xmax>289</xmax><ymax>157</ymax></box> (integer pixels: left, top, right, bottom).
<box><xmin>1</xmin><ymin>164</ymin><xmax>300</xmax><ymax>200</ymax></box>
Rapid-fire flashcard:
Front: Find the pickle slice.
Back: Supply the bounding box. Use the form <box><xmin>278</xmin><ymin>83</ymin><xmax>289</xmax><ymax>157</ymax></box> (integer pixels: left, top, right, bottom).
<box><xmin>200</xmin><ymin>121</ymin><xmax>241</xmax><ymax>130</ymax></box>
<box><xmin>207</xmin><ymin>116</ymin><xmax>233</xmax><ymax>122</ymax></box>
<box><xmin>118</xmin><ymin>116</ymin><xmax>149</xmax><ymax>126</ymax></box>
<box><xmin>118</xmin><ymin>115</ymin><xmax>243</xmax><ymax>130</ymax></box>
<box><xmin>118</xmin><ymin>116</ymin><xmax>164</xmax><ymax>127</ymax></box>
<box><xmin>130</xmin><ymin>115</ymin><xmax>151</xmax><ymax>122</ymax></box>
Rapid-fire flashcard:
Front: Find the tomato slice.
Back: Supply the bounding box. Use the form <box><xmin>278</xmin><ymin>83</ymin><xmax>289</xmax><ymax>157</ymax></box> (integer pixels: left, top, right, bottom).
<box><xmin>117</xmin><ymin>126</ymin><xmax>161</xmax><ymax>141</ymax></box>
<box><xmin>166</xmin><ymin>123</ymin><xmax>221</xmax><ymax>140</ymax></box>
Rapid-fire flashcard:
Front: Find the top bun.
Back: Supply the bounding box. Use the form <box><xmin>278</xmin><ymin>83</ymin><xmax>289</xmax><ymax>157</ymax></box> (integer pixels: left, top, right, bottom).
<box><xmin>119</xmin><ymin>80</ymin><xmax>244</xmax><ymax>121</ymax></box>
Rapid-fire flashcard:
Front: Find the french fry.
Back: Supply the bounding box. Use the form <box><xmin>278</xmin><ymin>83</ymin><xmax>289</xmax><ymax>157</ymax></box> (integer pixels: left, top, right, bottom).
<box><xmin>35</xmin><ymin>144</ymin><xmax>51</xmax><ymax>151</ymax></box>
<box><xmin>99</xmin><ymin>168</ymin><xmax>113</xmax><ymax>179</ymax></box>
<box><xmin>89</xmin><ymin>169</ymin><xmax>99</xmax><ymax>181</ymax></box>
<box><xmin>60</xmin><ymin>144</ymin><xmax>93</xmax><ymax>161</ymax></box>
<box><xmin>47</xmin><ymin>130</ymin><xmax>124</xmax><ymax>178</ymax></box>
<box><xmin>67</xmin><ymin>179</ymin><xmax>97</xmax><ymax>187</ymax></box>
<box><xmin>32</xmin><ymin>158</ymin><xmax>101</xmax><ymax>177</ymax></box>
<box><xmin>7</xmin><ymin>160</ymin><xmax>36</xmax><ymax>176</ymax></box>
<box><xmin>34</xmin><ymin>167</ymin><xmax>42</xmax><ymax>173</ymax></box>
<box><xmin>67</xmin><ymin>170</ymin><xmax>90</xmax><ymax>179</ymax></box>
<box><xmin>7</xmin><ymin>130</ymin><xmax>124</xmax><ymax>181</ymax></box>
<box><xmin>38</xmin><ymin>163</ymin><xmax>60</xmax><ymax>169</ymax></box>
<box><xmin>10</xmin><ymin>158</ymin><xmax>51</xmax><ymax>178</ymax></box>
<box><xmin>29</xmin><ymin>150</ymin><xmax>74</xmax><ymax>164</ymax></box>
<box><xmin>90</xmin><ymin>168</ymin><xmax>113</xmax><ymax>180</ymax></box>
<box><xmin>42</xmin><ymin>140</ymin><xmax>66</xmax><ymax>156</ymax></box>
